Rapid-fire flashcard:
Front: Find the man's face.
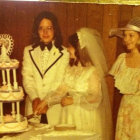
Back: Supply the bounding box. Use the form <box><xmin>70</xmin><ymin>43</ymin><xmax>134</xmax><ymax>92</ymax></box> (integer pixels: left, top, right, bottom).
<box><xmin>38</xmin><ymin>18</ymin><xmax>54</xmax><ymax>44</ymax></box>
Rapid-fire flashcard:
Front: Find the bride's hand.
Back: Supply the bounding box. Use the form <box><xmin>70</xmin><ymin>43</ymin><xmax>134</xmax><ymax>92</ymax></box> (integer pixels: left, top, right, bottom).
<box><xmin>61</xmin><ymin>96</ymin><xmax>73</xmax><ymax>107</ymax></box>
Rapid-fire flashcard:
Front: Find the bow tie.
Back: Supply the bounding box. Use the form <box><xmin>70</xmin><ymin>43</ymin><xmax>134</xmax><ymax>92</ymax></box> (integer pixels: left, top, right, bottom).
<box><xmin>40</xmin><ymin>42</ymin><xmax>52</xmax><ymax>51</ymax></box>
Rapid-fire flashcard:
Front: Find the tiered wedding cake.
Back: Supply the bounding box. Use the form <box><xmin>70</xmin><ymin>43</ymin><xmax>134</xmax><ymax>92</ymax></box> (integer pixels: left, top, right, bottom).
<box><xmin>0</xmin><ymin>34</ymin><xmax>28</xmax><ymax>133</ymax></box>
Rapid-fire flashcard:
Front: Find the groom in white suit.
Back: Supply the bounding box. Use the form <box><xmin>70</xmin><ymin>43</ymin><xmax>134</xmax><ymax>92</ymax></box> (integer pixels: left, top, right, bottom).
<box><xmin>22</xmin><ymin>11</ymin><xmax>69</xmax><ymax>125</ymax></box>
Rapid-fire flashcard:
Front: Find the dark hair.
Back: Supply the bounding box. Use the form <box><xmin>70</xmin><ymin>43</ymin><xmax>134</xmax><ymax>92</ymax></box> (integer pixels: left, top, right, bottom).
<box><xmin>31</xmin><ymin>11</ymin><xmax>63</xmax><ymax>51</ymax></box>
<box><xmin>68</xmin><ymin>33</ymin><xmax>93</xmax><ymax>67</ymax></box>
<box><xmin>68</xmin><ymin>33</ymin><xmax>79</xmax><ymax>48</ymax></box>
<box><xmin>68</xmin><ymin>33</ymin><xmax>80</xmax><ymax>62</ymax></box>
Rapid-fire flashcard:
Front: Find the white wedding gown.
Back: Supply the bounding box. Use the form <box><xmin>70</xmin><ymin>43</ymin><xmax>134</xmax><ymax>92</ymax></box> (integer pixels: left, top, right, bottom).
<box><xmin>60</xmin><ymin>65</ymin><xmax>102</xmax><ymax>132</ymax></box>
<box><xmin>47</xmin><ymin>63</ymin><xmax>112</xmax><ymax>140</ymax></box>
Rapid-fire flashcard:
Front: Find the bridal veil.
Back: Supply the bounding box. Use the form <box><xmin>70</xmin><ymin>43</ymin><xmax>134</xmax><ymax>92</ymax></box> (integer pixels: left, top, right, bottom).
<box><xmin>77</xmin><ymin>27</ymin><xmax>113</xmax><ymax>140</ymax></box>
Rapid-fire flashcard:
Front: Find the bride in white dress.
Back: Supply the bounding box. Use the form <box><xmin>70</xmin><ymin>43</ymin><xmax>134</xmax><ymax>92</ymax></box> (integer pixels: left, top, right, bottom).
<box><xmin>61</xmin><ymin>28</ymin><xmax>113</xmax><ymax>140</ymax></box>
<box><xmin>60</xmin><ymin>42</ymin><xmax>102</xmax><ymax>132</ymax></box>
<box><xmin>36</xmin><ymin>28</ymin><xmax>113</xmax><ymax>140</ymax></box>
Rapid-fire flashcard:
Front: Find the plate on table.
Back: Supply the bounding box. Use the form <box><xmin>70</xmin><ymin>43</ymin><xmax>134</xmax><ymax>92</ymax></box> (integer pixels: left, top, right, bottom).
<box><xmin>28</xmin><ymin>116</ymin><xmax>40</xmax><ymax>125</ymax></box>
<box><xmin>34</xmin><ymin>124</ymin><xmax>53</xmax><ymax>129</ymax></box>
<box><xmin>0</xmin><ymin>125</ymin><xmax>32</xmax><ymax>134</ymax></box>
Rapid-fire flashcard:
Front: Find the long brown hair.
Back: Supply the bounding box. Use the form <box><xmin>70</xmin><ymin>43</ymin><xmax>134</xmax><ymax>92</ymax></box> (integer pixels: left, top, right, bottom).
<box><xmin>68</xmin><ymin>33</ymin><xmax>93</xmax><ymax>67</ymax></box>
<box><xmin>32</xmin><ymin>11</ymin><xmax>63</xmax><ymax>51</ymax></box>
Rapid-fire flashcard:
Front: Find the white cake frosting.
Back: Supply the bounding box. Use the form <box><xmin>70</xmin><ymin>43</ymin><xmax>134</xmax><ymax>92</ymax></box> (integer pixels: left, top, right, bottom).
<box><xmin>0</xmin><ymin>86</ymin><xmax>24</xmax><ymax>101</ymax></box>
<box><xmin>0</xmin><ymin>59</ymin><xmax>19</xmax><ymax>69</ymax></box>
<box><xmin>0</xmin><ymin>115</ymin><xmax>28</xmax><ymax>133</ymax></box>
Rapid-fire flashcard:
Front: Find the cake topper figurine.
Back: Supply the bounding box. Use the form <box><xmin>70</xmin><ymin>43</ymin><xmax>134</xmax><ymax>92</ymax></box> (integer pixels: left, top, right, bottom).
<box><xmin>0</xmin><ymin>34</ymin><xmax>14</xmax><ymax>61</ymax></box>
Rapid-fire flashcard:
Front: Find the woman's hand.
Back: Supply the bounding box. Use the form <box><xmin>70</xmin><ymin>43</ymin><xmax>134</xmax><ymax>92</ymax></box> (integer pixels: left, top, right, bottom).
<box><xmin>35</xmin><ymin>100</ymin><xmax>48</xmax><ymax>115</ymax></box>
<box><xmin>61</xmin><ymin>96</ymin><xmax>73</xmax><ymax>107</ymax></box>
<box><xmin>32</xmin><ymin>98</ymin><xmax>41</xmax><ymax>113</ymax></box>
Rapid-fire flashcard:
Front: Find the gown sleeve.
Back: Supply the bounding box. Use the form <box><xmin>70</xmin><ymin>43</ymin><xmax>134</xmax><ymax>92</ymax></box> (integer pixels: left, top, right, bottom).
<box><xmin>109</xmin><ymin>53</ymin><xmax>125</xmax><ymax>76</ymax></box>
<box><xmin>45</xmin><ymin>66</ymin><xmax>102</xmax><ymax>110</ymax></box>
<box><xmin>72</xmin><ymin>67</ymin><xmax>102</xmax><ymax>110</ymax></box>
<box><xmin>22</xmin><ymin>46</ymin><xmax>38</xmax><ymax>101</ymax></box>
<box><xmin>46</xmin><ymin>85</ymin><xmax>68</xmax><ymax>107</ymax></box>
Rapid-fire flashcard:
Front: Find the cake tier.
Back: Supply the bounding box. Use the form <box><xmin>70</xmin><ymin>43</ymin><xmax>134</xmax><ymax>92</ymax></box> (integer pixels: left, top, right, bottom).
<box><xmin>0</xmin><ymin>59</ymin><xmax>19</xmax><ymax>69</ymax></box>
<box><xmin>0</xmin><ymin>117</ymin><xmax>28</xmax><ymax>133</ymax></box>
<box><xmin>0</xmin><ymin>86</ymin><xmax>24</xmax><ymax>101</ymax></box>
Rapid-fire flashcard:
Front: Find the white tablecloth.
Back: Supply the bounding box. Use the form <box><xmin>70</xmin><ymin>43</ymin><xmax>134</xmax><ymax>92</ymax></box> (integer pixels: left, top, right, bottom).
<box><xmin>0</xmin><ymin>124</ymin><xmax>101</xmax><ymax>140</ymax></box>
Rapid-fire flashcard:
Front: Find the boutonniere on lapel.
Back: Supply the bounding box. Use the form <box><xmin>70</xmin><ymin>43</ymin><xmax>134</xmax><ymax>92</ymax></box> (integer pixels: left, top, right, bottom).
<box><xmin>50</xmin><ymin>40</ymin><xmax>59</xmax><ymax>56</ymax></box>
<box><xmin>52</xmin><ymin>47</ymin><xmax>59</xmax><ymax>56</ymax></box>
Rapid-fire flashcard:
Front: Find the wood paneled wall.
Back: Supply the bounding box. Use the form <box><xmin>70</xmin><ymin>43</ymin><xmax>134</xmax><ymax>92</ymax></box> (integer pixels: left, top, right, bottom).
<box><xmin>0</xmin><ymin>1</ymin><xmax>140</xmax><ymax>128</ymax></box>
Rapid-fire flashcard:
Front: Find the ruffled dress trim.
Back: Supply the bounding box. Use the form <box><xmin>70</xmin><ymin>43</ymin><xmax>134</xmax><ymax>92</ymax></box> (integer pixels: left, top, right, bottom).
<box><xmin>109</xmin><ymin>53</ymin><xmax>140</xmax><ymax>95</ymax></box>
<box><xmin>65</xmin><ymin>65</ymin><xmax>96</xmax><ymax>94</ymax></box>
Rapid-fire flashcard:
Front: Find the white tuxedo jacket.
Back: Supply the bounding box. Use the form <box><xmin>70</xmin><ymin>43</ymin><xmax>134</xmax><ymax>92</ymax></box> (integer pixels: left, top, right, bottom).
<box><xmin>22</xmin><ymin>45</ymin><xmax>69</xmax><ymax>125</ymax></box>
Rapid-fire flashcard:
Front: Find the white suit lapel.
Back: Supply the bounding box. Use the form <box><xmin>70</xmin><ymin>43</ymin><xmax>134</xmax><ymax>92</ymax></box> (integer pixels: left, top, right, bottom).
<box><xmin>43</xmin><ymin>46</ymin><xmax>62</xmax><ymax>72</ymax></box>
<box><xmin>29</xmin><ymin>46</ymin><xmax>63</xmax><ymax>78</ymax></box>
